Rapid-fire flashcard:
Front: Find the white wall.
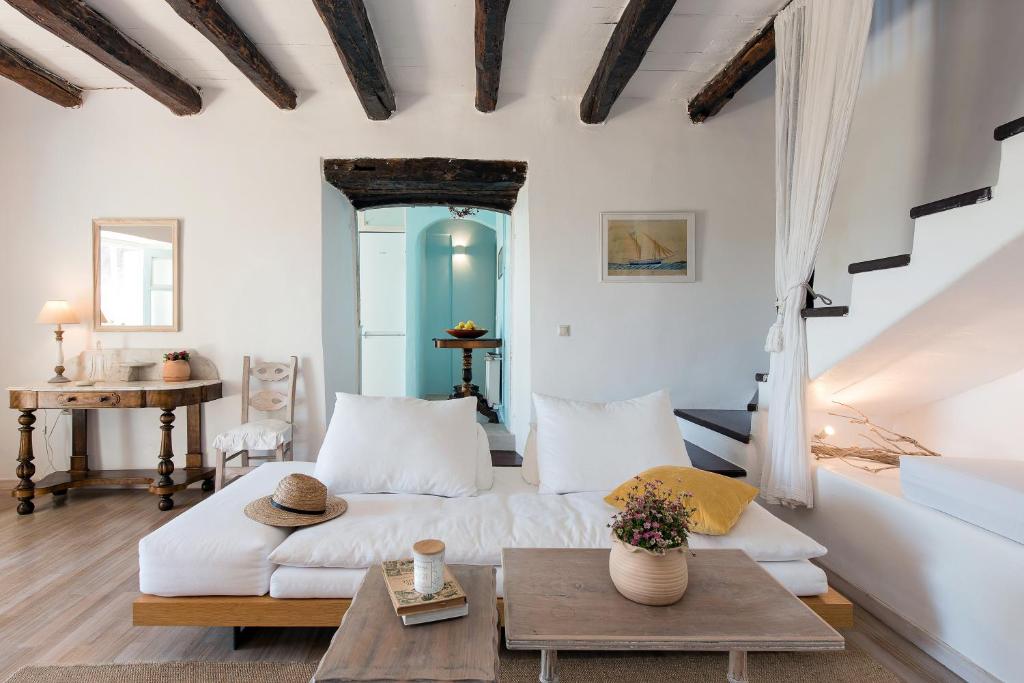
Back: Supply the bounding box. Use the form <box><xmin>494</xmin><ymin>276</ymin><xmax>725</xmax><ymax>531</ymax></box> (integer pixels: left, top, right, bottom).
<box><xmin>815</xmin><ymin>0</ymin><xmax>1024</xmax><ymax>303</ymax></box>
<box><xmin>0</xmin><ymin>72</ymin><xmax>776</xmax><ymax>475</ymax></box>
<box><xmin>890</xmin><ymin>367</ymin><xmax>1024</xmax><ymax>462</ymax></box>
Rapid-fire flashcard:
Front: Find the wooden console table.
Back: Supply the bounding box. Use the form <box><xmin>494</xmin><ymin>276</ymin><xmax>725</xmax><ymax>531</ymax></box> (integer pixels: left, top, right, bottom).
<box><xmin>8</xmin><ymin>380</ymin><xmax>222</xmax><ymax>515</ymax></box>
<box><xmin>433</xmin><ymin>338</ymin><xmax>502</xmax><ymax>423</ymax></box>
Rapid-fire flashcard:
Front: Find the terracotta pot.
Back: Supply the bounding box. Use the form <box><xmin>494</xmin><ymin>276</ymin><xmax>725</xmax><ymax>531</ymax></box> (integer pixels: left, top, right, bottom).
<box><xmin>162</xmin><ymin>360</ymin><xmax>191</xmax><ymax>382</ymax></box>
<box><xmin>608</xmin><ymin>535</ymin><xmax>688</xmax><ymax>606</ymax></box>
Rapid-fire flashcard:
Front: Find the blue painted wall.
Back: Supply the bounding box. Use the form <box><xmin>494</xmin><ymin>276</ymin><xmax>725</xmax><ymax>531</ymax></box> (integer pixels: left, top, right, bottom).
<box><xmin>404</xmin><ymin>207</ymin><xmax>499</xmax><ymax>398</ymax></box>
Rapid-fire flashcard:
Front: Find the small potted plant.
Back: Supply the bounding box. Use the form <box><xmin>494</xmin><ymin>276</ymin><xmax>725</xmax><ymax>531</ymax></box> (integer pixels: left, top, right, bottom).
<box><xmin>608</xmin><ymin>478</ymin><xmax>693</xmax><ymax>606</ymax></box>
<box><xmin>162</xmin><ymin>350</ymin><xmax>191</xmax><ymax>382</ymax></box>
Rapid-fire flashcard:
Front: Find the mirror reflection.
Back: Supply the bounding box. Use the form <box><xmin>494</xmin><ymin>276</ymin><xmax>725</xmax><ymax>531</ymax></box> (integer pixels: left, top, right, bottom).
<box><xmin>94</xmin><ymin>219</ymin><xmax>179</xmax><ymax>331</ymax></box>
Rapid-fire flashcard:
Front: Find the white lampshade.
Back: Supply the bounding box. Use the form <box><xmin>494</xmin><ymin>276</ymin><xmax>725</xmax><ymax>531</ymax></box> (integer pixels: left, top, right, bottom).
<box><xmin>37</xmin><ymin>300</ymin><xmax>80</xmax><ymax>325</ymax></box>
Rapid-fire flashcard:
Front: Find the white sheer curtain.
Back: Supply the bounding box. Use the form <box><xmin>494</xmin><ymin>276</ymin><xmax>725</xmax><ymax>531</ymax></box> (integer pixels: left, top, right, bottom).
<box><xmin>761</xmin><ymin>0</ymin><xmax>873</xmax><ymax>508</ymax></box>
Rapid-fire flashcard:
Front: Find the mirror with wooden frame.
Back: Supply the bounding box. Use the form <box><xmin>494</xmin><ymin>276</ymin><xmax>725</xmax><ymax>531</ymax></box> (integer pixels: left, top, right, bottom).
<box><xmin>93</xmin><ymin>218</ymin><xmax>180</xmax><ymax>332</ymax></box>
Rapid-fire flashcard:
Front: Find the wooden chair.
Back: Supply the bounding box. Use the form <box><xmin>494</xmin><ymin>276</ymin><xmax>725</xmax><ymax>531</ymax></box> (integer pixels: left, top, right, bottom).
<box><xmin>213</xmin><ymin>356</ymin><xmax>298</xmax><ymax>491</ymax></box>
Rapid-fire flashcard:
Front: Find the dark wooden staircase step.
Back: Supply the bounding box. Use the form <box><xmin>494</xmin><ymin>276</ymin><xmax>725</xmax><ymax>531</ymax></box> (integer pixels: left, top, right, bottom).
<box><xmin>910</xmin><ymin>187</ymin><xmax>992</xmax><ymax>219</ymax></box>
<box><xmin>995</xmin><ymin>116</ymin><xmax>1024</xmax><ymax>141</ymax></box>
<box><xmin>491</xmin><ymin>442</ymin><xmax>747</xmax><ymax>478</ymax></box>
<box><xmin>746</xmin><ymin>390</ymin><xmax>758</xmax><ymax>412</ymax></box>
<box><xmin>802</xmin><ymin>305</ymin><xmax>849</xmax><ymax>319</ymax></box>
<box><xmin>848</xmin><ymin>254</ymin><xmax>911</xmax><ymax>275</ymax></box>
<box><xmin>674</xmin><ymin>409</ymin><xmax>751</xmax><ymax>444</ymax></box>
<box><xmin>685</xmin><ymin>442</ymin><xmax>746</xmax><ymax>478</ymax></box>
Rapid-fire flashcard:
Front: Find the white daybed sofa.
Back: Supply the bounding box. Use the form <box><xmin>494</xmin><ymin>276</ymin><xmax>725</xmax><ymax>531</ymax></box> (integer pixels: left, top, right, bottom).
<box><xmin>773</xmin><ymin>459</ymin><xmax>1024</xmax><ymax>683</ymax></box>
<box><xmin>140</xmin><ymin>461</ymin><xmax>830</xmax><ymax>601</ymax></box>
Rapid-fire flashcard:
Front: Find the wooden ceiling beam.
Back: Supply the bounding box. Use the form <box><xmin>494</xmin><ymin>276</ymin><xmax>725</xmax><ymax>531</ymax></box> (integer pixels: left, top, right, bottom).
<box><xmin>164</xmin><ymin>0</ymin><xmax>296</xmax><ymax>109</ymax></box>
<box><xmin>6</xmin><ymin>0</ymin><xmax>201</xmax><ymax>115</ymax></box>
<box><xmin>687</xmin><ymin>19</ymin><xmax>775</xmax><ymax>124</ymax></box>
<box><xmin>474</xmin><ymin>0</ymin><xmax>511</xmax><ymax>113</ymax></box>
<box><xmin>324</xmin><ymin>158</ymin><xmax>528</xmax><ymax>213</ymax></box>
<box><xmin>580</xmin><ymin>0</ymin><xmax>676</xmax><ymax>124</ymax></box>
<box><xmin>311</xmin><ymin>0</ymin><xmax>394</xmax><ymax>120</ymax></box>
<box><xmin>0</xmin><ymin>42</ymin><xmax>82</xmax><ymax>107</ymax></box>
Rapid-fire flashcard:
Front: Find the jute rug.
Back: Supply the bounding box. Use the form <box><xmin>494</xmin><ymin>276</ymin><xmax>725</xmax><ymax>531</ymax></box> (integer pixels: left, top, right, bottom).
<box><xmin>8</xmin><ymin>648</ymin><xmax>897</xmax><ymax>682</ymax></box>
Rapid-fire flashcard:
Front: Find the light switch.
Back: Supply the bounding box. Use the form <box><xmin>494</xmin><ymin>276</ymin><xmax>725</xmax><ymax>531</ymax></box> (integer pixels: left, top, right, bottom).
<box><xmin>558</xmin><ymin>324</ymin><xmax>571</xmax><ymax>337</ymax></box>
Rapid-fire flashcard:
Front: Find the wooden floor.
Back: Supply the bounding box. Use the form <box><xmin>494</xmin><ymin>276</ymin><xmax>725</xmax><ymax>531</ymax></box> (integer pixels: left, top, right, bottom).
<box><xmin>0</xmin><ymin>484</ymin><xmax>962</xmax><ymax>683</ymax></box>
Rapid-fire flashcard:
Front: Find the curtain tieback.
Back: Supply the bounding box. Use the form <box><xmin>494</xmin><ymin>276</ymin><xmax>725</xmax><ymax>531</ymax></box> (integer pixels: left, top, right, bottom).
<box><xmin>764</xmin><ymin>283</ymin><xmax>833</xmax><ymax>353</ymax></box>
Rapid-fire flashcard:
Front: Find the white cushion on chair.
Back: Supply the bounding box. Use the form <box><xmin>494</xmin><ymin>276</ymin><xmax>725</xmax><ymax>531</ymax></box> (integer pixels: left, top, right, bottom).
<box><xmin>212</xmin><ymin>418</ymin><xmax>292</xmax><ymax>452</ymax></box>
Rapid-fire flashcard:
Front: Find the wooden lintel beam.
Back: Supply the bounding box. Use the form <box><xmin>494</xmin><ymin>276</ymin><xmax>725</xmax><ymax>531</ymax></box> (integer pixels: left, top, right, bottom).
<box><xmin>688</xmin><ymin>19</ymin><xmax>775</xmax><ymax>124</ymax></box>
<box><xmin>323</xmin><ymin>158</ymin><xmax>528</xmax><ymax>213</ymax></box>
<box><xmin>0</xmin><ymin>42</ymin><xmax>82</xmax><ymax>107</ymax></box>
<box><xmin>311</xmin><ymin>0</ymin><xmax>394</xmax><ymax>120</ymax></box>
<box><xmin>580</xmin><ymin>0</ymin><xmax>676</xmax><ymax>124</ymax></box>
<box><xmin>6</xmin><ymin>0</ymin><xmax>201</xmax><ymax>115</ymax></box>
<box><xmin>165</xmin><ymin>0</ymin><xmax>296</xmax><ymax>109</ymax></box>
<box><xmin>474</xmin><ymin>0</ymin><xmax>511</xmax><ymax>113</ymax></box>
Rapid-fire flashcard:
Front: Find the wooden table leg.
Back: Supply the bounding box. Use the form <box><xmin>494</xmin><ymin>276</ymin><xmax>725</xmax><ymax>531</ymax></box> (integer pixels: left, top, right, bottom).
<box><xmin>539</xmin><ymin>649</ymin><xmax>559</xmax><ymax>683</ymax></box>
<box><xmin>460</xmin><ymin>348</ymin><xmax>474</xmax><ymax>396</ymax></box>
<box><xmin>728</xmin><ymin>650</ymin><xmax>748</xmax><ymax>683</ymax></box>
<box><xmin>186</xmin><ymin>403</ymin><xmax>214</xmax><ymax>492</ymax></box>
<box><xmin>15</xmin><ymin>409</ymin><xmax>36</xmax><ymax>515</ymax></box>
<box><xmin>449</xmin><ymin>348</ymin><xmax>500</xmax><ymax>423</ymax></box>
<box><xmin>70</xmin><ymin>409</ymin><xmax>88</xmax><ymax>473</ymax></box>
<box><xmin>156</xmin><ymin>408</ymin><xmax>176</xmax><ymax>511</ymax></box>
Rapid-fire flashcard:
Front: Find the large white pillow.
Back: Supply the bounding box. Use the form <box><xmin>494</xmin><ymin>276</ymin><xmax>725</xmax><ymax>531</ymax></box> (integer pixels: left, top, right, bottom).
<box><xmin>533</xmin><ymin>390</ymin><xmax>691</xmax><ymax>494</ymax></box>
<box><xmin>521</xmin><ymin>425</ymin><xmax>539</xmax><ymax>485</ymax></box>
<box><xmin>315</xmin><ymin>393</ymin><xmax>479</xmax><ymax>497</ymax></box>
<box><xmin>475</xmin><ymin>423</ymin><xmax>494</xmax><ymax>491</ymax></box>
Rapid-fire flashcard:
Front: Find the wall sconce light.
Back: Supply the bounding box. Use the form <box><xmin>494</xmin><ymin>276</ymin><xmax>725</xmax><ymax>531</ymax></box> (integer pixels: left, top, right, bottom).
<box><xmin>813</xmin><ymin>424</ymin><xmax>835</xmax><ymax>441</ymax></box>
<box><xmin>452</xmin><ymin>245</ymin><xmax>467</xmax><ymax>257</ymax></box>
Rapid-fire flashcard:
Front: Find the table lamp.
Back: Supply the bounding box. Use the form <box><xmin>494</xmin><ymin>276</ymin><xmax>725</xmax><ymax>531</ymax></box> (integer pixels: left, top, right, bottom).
<box><xmin>37</xmin><ymin>300</ymin><xmax>79</xmax><ymax>383</ymax></box>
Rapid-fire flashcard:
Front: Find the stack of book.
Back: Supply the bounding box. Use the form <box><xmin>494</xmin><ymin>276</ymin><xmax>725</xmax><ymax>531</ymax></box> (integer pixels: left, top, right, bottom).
<box><xmin>381</xmin><ymin>559</ymin><xmax>469</xmax><ymax>625</ymax></box>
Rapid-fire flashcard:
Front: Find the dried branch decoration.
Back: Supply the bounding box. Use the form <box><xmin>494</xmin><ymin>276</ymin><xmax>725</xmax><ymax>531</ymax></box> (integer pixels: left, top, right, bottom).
<box><xmin>811</xmin><ymin>402</ymin><xmax>941</xmax><ymax>473</ymax></box>
<box><xmin>448</xmin><ymin>206</ymin><xmax>479</xmax><ymax>219</ymax></box>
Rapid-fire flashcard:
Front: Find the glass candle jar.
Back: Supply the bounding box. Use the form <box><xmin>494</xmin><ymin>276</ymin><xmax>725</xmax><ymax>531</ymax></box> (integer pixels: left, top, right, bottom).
<box><xmin>412</xmin><ymin>539</ymin><xmax>445</xmax><ymax>594</ymax></box>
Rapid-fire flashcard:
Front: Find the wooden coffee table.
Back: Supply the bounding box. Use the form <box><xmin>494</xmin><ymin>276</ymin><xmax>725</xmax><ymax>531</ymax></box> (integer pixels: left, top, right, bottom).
<box><xmin>502</xmin><ymin>548</ymin><xmax>843</xmax><ymax>683</ymax></box>
<box><xmin>313</xmin><ymin>564</ymin><xmax>499</xmax><ymax>682</ymax></box>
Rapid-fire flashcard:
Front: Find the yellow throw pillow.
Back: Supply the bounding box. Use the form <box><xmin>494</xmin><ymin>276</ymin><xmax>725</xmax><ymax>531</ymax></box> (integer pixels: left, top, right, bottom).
<box><xmin>604</xmin><ymin>466</ymin><xmax>758</xmax><ymax>536</ymax></box>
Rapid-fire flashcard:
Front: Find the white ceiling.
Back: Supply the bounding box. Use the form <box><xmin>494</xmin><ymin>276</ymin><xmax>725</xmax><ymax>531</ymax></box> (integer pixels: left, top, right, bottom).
<box><xmin>0</xmin><ymin>0</ymin><xmax>785</xmax><ymax>105</ymax></box>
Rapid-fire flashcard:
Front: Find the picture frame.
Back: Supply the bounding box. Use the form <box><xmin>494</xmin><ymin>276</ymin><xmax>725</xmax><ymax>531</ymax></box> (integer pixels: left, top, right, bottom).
<box><xmin>600</xmin><ymin>212</ymin><xmax>695</xmax><ymax>283</ymax></box>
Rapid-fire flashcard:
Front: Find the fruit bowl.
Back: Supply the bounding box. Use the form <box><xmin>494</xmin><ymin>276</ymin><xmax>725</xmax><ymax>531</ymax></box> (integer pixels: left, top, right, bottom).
<box><xmin>446</xmin><ymin>328</ymin><xmax>488</xmax><ymax>339</ymax></box>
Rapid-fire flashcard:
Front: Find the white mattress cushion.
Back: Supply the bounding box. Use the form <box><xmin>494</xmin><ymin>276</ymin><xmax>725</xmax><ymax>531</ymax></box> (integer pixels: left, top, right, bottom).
<box><xmin>901</xmin><ymin>456</ymin><xmax>1024</xmax><ymax>544</ymax></box>
<box><xmin>533</xmin><ymin>390</ymin><xmax>691</xmax><ymax>493</ymax></box>
<box><xmin>759</xmin><ymin>560</ymin><xmax>828</xmax><ymax>597</ymax></box>
<box><xmin>268</xmin><ymin>559</ymin><xmax>827</xmax><ymax>599</ymax></box>
<box><xmin>269</xmin><ymin>469</ymin><xmax>825</xmax><ymax>568</ymax></box>
<box><xmin>139</xmin><ymin>461</ymin><xmax>313</xmax><ymax>596</ymax></box>
<box><xmin>315</xmin><ymin>393</ymin><xmax>479</xmax><ymax>497</ymax></box>
<box><xmin>212</xmin><ymin>418</ymin><xmax>292</xmax><ymax>452</ymax></box>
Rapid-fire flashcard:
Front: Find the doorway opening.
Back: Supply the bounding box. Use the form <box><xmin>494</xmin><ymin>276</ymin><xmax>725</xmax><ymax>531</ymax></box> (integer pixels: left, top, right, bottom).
<box><xmin>322</xmin><ymin>157</ymin><xmax>528</xmax><ymax>451</ymax></box>
<box><xmin>356</xmin><ymin>205</ymin><xmax>514</xmax><ymax>448</ymax></box>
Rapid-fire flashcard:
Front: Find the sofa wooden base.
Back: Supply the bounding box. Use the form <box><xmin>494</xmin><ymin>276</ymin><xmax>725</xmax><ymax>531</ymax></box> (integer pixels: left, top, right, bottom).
<box><xmin>133</xmin><ymin>587</ymin><xmax>853</xmax><ymax>630</ymax></box>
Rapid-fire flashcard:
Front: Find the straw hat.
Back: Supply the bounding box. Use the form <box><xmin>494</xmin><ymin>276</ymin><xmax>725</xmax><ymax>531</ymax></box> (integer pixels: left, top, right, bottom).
<box><xmin>244</xmin><ymin>473</ymin><xmax>347</xmax><ymax>527</ymax></box>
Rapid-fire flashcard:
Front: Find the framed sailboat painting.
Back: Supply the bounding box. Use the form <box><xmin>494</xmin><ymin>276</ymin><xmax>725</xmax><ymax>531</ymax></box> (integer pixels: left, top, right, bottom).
<box><xmin>600</xmin><ymin>212</ymin><xmax>695</xmax><ymax>283</ymax></box>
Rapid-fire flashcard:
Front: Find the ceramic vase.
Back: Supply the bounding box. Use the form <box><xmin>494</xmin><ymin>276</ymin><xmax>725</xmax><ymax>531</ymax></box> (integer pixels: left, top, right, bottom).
<box><xmin>162</xmin><ymin>360</ymin><xmax>191</xmax><ymax>382</ymax></box>
<box><xmin>608</xmin><ymin>535</ymin><xmax>688</xmax><ymax>606</ymax></box>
